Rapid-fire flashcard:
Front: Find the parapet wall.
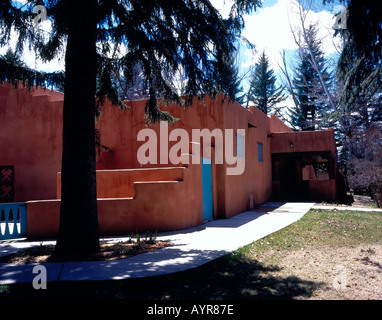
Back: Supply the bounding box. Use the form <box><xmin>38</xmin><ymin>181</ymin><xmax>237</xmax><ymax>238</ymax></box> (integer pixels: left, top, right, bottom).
<box><xmin>271</xmin><ymin>128</ymin><xmax>337</xmax><ymax>157</ymax></box>
<box><xmin>27</xmin><ymin>155</ymin><xmax>203</xmax><ymax>239</ymax></box>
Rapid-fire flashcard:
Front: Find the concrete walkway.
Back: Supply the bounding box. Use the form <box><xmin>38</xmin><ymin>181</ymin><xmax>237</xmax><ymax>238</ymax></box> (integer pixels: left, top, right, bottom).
<box><xmin>0</xmin><ymin>202</ymin><xmax>315</xmax><ymax>284</ymax></box>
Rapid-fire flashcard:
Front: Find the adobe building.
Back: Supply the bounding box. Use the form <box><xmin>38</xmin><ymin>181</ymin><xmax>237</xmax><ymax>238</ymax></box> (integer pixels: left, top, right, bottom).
<box><xmin>0</xmin><ymin>83</ymin><xmax>346</xmax><ymax>239</ymax></box>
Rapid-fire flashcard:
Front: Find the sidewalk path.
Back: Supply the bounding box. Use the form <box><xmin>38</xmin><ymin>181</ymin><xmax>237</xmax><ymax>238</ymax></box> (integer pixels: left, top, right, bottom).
<box><xmin>0</xmin><ymin>202</ymin><xmax>315</xmax><ymax>284</ymax></box>
<box><xmin>313</xmin><ymin>204</ymin><xmax>382</xmax><ymax>212</ymax></box>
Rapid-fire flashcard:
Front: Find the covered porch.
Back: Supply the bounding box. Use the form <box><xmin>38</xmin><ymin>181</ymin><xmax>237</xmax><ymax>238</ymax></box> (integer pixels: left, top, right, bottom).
<box><xmin>270</xmin><ymin>129</ymin><xmax>344</xmax><ymax>202</ymax></box>
<box><xmin>272</xmin><ymin>151</ymin><xmax>337</xmax><ymax>202</ymax></box>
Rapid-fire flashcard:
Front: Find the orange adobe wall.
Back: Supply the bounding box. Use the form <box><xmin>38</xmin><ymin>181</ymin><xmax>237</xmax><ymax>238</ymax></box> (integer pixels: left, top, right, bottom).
<box><xmin>220</xmin><ymin>103</ymin><xmax>273</xmax><ymax>218</ymax></box>
<box><xmin>0</xmin><ymin>83</ymin><xmax>275</xmax><ymax>238</ymax></box>
<box><xmin>28</xmin><ymin>158</ymin><xmax>204</xmax><ymax>238</ymax></box>
<box><xmin>271</xmin><ymin>128</ymin><xmax>337</xmax><ymax>156</ymax></box>
<box><xmin>1</xmin><ymin>83</ymin><xmax>343</xmax><ymax>239</ymax></box>
<box><xmin>94</xmin><ymin>95</ymin><xmax>277</xmax><ymax>219</ymax></box>
<box><xmin>271</xmin><ymin>128</ymin><xmax>341</xmax><ymax>202</ymax></box>
<box><xmin>269</xmin><ymin>114</ymin><xmax>294</xmax><ymax>133</ymax></box>
<box><xmin>0</xmin><ymin>83</ymin><xmax>63</xmax><ymax>202</ymax></box>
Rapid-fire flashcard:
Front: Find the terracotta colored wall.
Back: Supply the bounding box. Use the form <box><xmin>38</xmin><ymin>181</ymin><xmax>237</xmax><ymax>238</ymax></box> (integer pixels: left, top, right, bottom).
<box><xmin>94</xmin><ymin>95</ymin><xmax>273</xmax><ymax>219</ymax></box>
<box><xmin>95</xmin><ymin>95</ymin><xmax>225</xmax><ymax>170</ymax></box>
<box><xmin>271</xmin><ymin>127</ymin><xmax>339</xmax><ymax>202</ymax></box>
<box><xmin>308</xmin><ymin>179</ymin><xmax>336</xmax><ymax>202</ymax></box>
<box><xmin>27</xmin><ymin>199</ymin><xmax>61</xmax><ymax>238</ymax></box>
<box><xmin>4</xmin><ymin>83</ymin><xmax>343</xmax><ymax>239</ymax></box>
<box><xmin>271</xmin><ymin>129</ymin><xmax>337</xmax><ymax>156</ymax></box>
<box><xmin>57</xmin><ymin>167</ymin><xmax>185</xmax><ymax>198</ymax></box>
<box><xmin>1</xmin><ymin>83</ymin><xmax>280</xmax><ymax>238</ymax></box>
<box><xmin>269</xmin><ymin>114</ymin><xmax>294</xmax><ymax>133</ymax></box>
<box><xmin>0</xmin><ymin>84</ymin><xmax>63</xmax><ymax>202</ymax></box>
<box><xmin>99</xmin><ymin>160</ymin><xmax>203</xmax><ymax>235</ymax></box>
<box><xmin>221</xmin><ymin>104</ymin><xmax>273</xmax><ymax>218</ymax></box>
<box><xmin>27</xmin><ymin>158</ymin><xmax>203</xmax><ymax>239</ymax></box>
<box><xmin>302</xmin><ymin>165</ymin><xmax>317</xmax><ymax>180</ymax></box>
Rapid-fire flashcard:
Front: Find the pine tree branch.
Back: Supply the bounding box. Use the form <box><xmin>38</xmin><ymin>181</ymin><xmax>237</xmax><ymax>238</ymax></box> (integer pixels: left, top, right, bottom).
<box><xmin>0</xmin><ymin>56</ymin><xmax>64</xmax><ymax>90</ymax></box>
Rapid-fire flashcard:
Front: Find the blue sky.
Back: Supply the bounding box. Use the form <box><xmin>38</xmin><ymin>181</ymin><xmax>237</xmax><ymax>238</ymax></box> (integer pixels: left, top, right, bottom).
<box><xmin>3</xmin><ymin>0</ymin><xmax>345</xmax><ymax>101</ymax></box>
<box><xmin>211</xmin><ymin>0</ymin><xmax>345</xmax><ymax>108</ymax></box>
<box><xmin>236</xmin><ymin>0</ymin><xmax>343</xmax><ymax>89</ymax></box>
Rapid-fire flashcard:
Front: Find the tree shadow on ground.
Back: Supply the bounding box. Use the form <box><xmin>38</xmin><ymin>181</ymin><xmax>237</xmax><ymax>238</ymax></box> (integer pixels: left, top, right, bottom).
<box><xmin>1</xmin><ymin>253</ymin><xmax>324</xmax><ymax>300</ymax></box>
<box><xmin>118</xmin><ymin>253</ymin><xmax>325</xmax><ymax>301</ymax></box>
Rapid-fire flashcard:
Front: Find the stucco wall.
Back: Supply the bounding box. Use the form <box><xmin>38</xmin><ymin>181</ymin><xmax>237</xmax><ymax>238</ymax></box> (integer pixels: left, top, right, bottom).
<box><xmin>3</xmin><ymin>83</ymin><xmax>342</xmax><ymax>239</ymax></box>
<box><xmin>271</xmin><ymin>129</ymin><xmax>337</xmax><ymax>157</ymax></box>
<box><xmin>221</xmin><ymin>104</ymin><xmax>273</xmax><ymax>218</ymax></box>
<box><xmin>95</xmin><ymin>95</ymin><xmax>225</xmax><ymax>170</ymax></box>
<box><xmin>0</xmin><ymin>84</ymin><xmax>63</xmax><ymax>202</ymax></box>
<box><xmin>269</xmin><ymin>114</ymin><xmax>294</xmax><ymax>133</ymax></box>
<box><xmin>28</xmin><ymin>158</ymin><xmax>203</xmax><ymax>238</ymax></box>
<box><xmin>95</xmin><ymin>95</ymin><xmax>275</xmax><ymax>219</ymax></box>
<box><xmin>308</xmin><ymin>179</ymin><xmax>337</xmax><ymax>202</ymax></box>
<box><xmin>57</xmin><ymin>167</ymin><xmax>185</xmax><ymax>198</ymax></box>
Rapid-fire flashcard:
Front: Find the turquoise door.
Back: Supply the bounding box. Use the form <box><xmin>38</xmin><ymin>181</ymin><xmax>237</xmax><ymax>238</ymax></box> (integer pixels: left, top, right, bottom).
<box><xmin>202</xmin><ymin>158</ymin><xmax>213</xmax><ymax>221</ymax></box>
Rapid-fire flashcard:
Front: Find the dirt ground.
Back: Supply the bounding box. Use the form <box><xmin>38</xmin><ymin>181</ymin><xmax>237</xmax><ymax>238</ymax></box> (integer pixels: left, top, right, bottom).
<box><xmin>261</xmin><ymin>244</ymin><xmax>382</xmax><ymax>300</ymax></box>
<box><xmin>350</xmin><ymin>195</ymin><xmax>380</xmax><ymax>209</ymax></box>
<box><xmin>0</xmin><ymin>240</ymin><xmax>173</xmax><ymax>264</ymax></box>
<box><xmin>321</xmin><ymin>195</ymin><xmax>380</xmax><ymax>209</ymax></box>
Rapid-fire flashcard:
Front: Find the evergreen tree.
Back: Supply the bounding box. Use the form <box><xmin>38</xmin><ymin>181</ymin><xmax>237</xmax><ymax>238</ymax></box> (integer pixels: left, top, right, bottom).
<box><xmin>0</xmin><ymin>47</ymin><xmax>64</xmax><ymax>90</ymax></box>
<box><xmin>326</xmin><ymin>0</ymin><xmax>382</xmax><ymax>204</ymax></box>
<box><xmin>0</xmin><ymin>0</ymin><xmax>261</xmax><ymax>258</ymax></box>
<box><xmin>118</xmin><ymin>62</ymin><xmax>149</xmax><ymax>100</ymax></box>
<box><xmin>1</xmin><ymin>48</ymin><xmax>24</xmax><ymax>68</ymax></box>
<box><xmin>219</xmin><ymin>51</ymin><xmax>244</xmax><ymax>104</ymax></box>
<box><xmin>290</xmin><ymin>24</ymin><xmax>332</xmax><ymax>131</ymax></box>
<box><xmin>343</xmin><ymin>0</ymin><xmax>382</xmax><ymax>65</ymax></box>
<box><xmin>246</xmin><ymin>51</ymin><xmax>285</xmax><ymax>115</ymax></box>
<box><xmin>335</xmin><ymin>0</ymin><xmax>382</xmax><ymax>122</ymax></box>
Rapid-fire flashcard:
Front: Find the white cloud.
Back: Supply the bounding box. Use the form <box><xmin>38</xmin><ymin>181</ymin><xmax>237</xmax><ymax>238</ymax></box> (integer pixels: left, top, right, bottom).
<box><xmin>0</xmin><ymin>20</ymin><xmax>64</xmax><ymax>73</ymax></box>
<box><xmin>240</xmin><ymin>0</ymin><xmax>342</xmax><ymax>70</ymax></box>
<box><xmin>2</xmin><ymin>0</ymin><xmax>342</xmax><ymax>79</ymax></box>
<box><xmin>210</xmin><ymin>0</ymin><xmax>235</xmax><ymax>19</ymax></box>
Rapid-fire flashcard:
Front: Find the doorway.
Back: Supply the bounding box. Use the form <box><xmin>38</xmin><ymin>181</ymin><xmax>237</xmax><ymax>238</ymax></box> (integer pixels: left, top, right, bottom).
<box><xmin>202</xmin><ymin>158</ymin><xmax>213</xmax><ymax>221</ymax></box>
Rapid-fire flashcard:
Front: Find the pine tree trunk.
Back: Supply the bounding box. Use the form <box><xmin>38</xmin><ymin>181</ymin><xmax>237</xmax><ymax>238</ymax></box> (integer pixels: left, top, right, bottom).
<box><xmin>54</xmin><ymin>1</ymin><xmax>100</xmax><ymax>258</ymax></box>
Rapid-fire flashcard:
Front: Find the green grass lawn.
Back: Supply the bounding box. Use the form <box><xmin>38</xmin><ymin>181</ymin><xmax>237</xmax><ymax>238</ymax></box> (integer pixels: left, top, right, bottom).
<box><xmin>240</xmin><ymin>208</ymin><xmax>382</xmax><ymax>253</ymax></box>
<box><xmin>1</xmin><ymin>209</ymin><xmax>381</xmax><ymax>301</ymax></box>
